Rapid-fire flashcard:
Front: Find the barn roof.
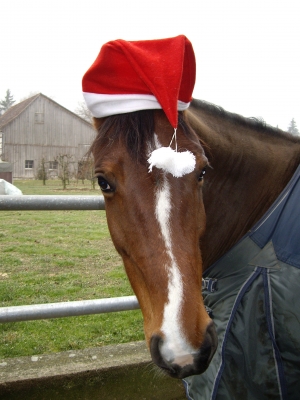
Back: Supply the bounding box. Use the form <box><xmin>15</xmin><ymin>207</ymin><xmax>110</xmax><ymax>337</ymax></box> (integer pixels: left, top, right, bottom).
<box><xmin>0</xmin><ymin>94</ymin><xmax>40</xmax><ymax>129</ymax></box>
<box><xmin>0</xmin><ymin>93</ymin><xmax>92</xmax><ymax>129</ymax></box>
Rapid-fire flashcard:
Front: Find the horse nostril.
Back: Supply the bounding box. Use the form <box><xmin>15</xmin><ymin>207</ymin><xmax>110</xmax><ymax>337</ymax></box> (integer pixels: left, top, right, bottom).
<box><xmin>150</xmin><ymin>335</ymin><xmax>179</xmax><ymax>377</ymax></box>
<box><xmin>150</xmin><ymin>335</ymin><xmax>168</xmax><ymax>367</ymax></box>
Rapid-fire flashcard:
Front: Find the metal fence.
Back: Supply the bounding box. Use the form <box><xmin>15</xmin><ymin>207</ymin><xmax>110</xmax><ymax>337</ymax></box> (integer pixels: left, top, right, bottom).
<box><xmin>0</xmin><ymin>195</ymin><xmax>105</xmax><ymax>211</ymax></box>
<box><xmin>0</xmin><ymin>195</ymin><xmax>140</xmax><ymax>323</ymax></box>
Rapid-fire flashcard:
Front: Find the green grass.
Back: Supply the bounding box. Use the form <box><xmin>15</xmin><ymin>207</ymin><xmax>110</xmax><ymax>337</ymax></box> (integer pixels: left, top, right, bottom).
<box><xmin>12</xmin><ymin>178</ymin><xmax>97</xmax><ymax>195</ymax></box>
<box><xmin>0</xmin><ymin>180</ymin><xmax>144</xmax><ymax>358</ymax></box>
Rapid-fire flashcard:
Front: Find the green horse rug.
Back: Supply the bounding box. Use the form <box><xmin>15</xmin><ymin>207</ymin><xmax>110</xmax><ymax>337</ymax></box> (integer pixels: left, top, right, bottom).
<box><xmin>184</xmin><ymin>164</ymin><xmax>300</xmax><ymax>400</ymax></box>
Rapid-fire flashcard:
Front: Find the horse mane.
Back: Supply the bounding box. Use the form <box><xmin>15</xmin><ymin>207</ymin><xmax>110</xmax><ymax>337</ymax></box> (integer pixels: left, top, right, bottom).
<box><xmin>90</xmin><ymin>110</ymin><xmax>196</xmax><ymax>163</ymax></box>
<box><xmin>90</xmin><ymin>99</ymin><xmax>300</xmax><ymax>165</ymax></box>
<box><xmin>191</xmin><ymin>98</ymin><xmax>300</xmax><ymax>143</ymax></box>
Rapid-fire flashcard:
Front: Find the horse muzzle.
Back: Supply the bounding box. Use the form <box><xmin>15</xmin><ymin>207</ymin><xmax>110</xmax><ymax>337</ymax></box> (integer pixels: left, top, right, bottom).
<box><xmin>150</xmin><ymin>322</ymin><xmax>218</xmax><ymax>379</ymax></box>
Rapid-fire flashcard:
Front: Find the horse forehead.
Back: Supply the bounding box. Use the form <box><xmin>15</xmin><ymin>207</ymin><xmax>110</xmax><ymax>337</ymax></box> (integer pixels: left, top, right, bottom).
<box><xmin>93</xmin><ymin>128</ymin><xmax>206</xmax><ymax>176</ymax></box>
<box><xmin>93</xmin><ymin>140</ymin><xmax>131</xmax><ymax>169</ymax></box>
<box><xmin>155</xmin><ymin>128</ymin><xmax>205</xmax><ymax>157</ymax></box>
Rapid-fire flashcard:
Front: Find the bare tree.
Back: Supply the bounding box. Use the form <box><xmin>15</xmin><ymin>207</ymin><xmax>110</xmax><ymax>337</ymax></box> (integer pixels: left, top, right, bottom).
<box><xmin>54</xmin><ymin>154</ymin><xmax>73</xmax><ymax>189</ymax></box>
<box><xmin>36</xmin><ymin>157</ymin><xmax>48</xmax><ymax>185</ymax></box>
<box><xmin>19</xmin><ymin>91</ymin><xmax>40</xmax><ymax>102</ymax></box>
<box><xmin>74</xmin><ymin>101</ymin><xmax>93</xmax><ymax>124</ymax></box>
<box><xmin>77</xmin><ymin>156</ymin><xmax>96</xmax><ymax>189</ymax></box>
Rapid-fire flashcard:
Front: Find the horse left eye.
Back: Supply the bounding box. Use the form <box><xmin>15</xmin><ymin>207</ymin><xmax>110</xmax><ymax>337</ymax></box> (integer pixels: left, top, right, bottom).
<box><xmin>198</xmin><ymin>168</ymin><xmax>206</xmax><ymax>181</ymax></box>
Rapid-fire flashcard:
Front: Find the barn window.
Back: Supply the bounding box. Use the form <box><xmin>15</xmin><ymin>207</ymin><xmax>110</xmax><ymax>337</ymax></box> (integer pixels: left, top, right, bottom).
<box><xmin>49</xmin><ymin>161</ymin><xmax>58</xmax><ymax>170</ymax></box>
<box><xmin>25</xmin><ymin>160</ymin><xmax>34</xmax><ymax>169</ymax></box>
<box><xmin>35</xmin><ymin>112</ymin><xmax>44</xmax><ymax>124</ymax></box>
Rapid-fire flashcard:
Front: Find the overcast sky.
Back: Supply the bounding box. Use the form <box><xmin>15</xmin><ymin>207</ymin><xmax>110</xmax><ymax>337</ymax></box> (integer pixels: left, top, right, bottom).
<box><xmin>2</xmin><ymin>0</ymin><xmax>300</xmax><ymax>131</ymax></box>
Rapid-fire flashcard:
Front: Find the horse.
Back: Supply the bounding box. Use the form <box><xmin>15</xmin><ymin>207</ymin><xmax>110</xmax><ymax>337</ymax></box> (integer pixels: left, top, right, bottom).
<box><xmin>90</xmin><ymin>99</ymin><xmax>300</xmax><ymax>397</ymax></box>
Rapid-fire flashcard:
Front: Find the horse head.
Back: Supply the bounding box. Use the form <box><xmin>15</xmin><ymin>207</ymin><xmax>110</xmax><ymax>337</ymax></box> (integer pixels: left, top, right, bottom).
<box><xmin>91</xmin><ymin>109</ymin><xmax>217</xmax><ymax>379</ymax></box>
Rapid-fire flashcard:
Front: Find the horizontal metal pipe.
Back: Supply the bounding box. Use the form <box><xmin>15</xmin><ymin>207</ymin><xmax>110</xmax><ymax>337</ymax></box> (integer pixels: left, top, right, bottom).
<box><xmin>0</xmin><ymin>296</ymin><xmax>140</xmax><ymax>323</ymax></box>
<box><xmin>0</xmin><ymin>195</ymin><xmax>105</xmax><ymax>210</ymax></box>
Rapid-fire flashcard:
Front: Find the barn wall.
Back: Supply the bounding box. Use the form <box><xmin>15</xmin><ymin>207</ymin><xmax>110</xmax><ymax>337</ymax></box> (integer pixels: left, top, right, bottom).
<box><xmin>2</xmin><ymin>95</ymin><xmax>95</xmax><ymax>179</ymax></box>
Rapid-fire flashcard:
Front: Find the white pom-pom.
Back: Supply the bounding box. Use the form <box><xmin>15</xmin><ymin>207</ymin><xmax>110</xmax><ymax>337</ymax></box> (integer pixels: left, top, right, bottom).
<box><xmin>148</xmin><ymin>147</ymin><xmax>196</xmax><ymax>178</ymax></box>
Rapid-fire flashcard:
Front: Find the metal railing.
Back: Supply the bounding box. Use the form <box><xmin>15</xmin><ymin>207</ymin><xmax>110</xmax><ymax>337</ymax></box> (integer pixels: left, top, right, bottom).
<box><xmin>0</xmin><ymin>195</ymin><xmax>105</xmax><ymax>211</ymax></box>
<box><xmin>0</xmin><ymin>195</ymin><xmax>140</xmax><ymax>323</ymax></box>
<box><xmin>0</xmin><ymin>296</ymin><xmax>140</xmax><ymax>323</ymax></box>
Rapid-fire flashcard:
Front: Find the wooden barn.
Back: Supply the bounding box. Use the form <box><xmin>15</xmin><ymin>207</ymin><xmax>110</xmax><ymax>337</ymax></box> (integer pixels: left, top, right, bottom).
<box><xmin>0</xmin><ymin>93</ymin><xmax>95</xmax><ymax>179</ymax></box>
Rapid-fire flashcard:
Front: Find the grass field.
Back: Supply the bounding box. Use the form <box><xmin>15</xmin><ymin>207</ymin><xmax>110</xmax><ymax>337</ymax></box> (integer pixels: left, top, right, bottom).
<box><xmin>0</xmin><ymin>180</ymin><xmax>144</xmax><ymax>358</ymax></box>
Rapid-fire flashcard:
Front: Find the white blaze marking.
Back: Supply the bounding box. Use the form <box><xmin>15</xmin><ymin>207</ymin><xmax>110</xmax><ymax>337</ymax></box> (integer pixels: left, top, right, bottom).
<box><xmin>155</xmin><ymin>174</ymin><xmax>195</xmax><ymax>363</ymax></box>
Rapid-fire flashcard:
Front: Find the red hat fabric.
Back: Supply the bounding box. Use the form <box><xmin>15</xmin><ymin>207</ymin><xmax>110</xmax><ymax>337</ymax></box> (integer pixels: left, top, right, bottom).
<box><xmin>82</xmin><ymin>35</ymin><xmax>196</xmax><ymax>128</ymax></box>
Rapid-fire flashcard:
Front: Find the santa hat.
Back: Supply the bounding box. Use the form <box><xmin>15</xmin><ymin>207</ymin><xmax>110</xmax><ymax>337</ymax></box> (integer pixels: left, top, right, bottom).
<box><xmin>82</xmin><ymin>35</ymin><xmax>196</xmax><ymax>128</ymax></box>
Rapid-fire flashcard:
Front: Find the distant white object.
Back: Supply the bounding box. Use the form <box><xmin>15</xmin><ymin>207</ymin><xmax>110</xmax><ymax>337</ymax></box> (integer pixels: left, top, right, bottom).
<box><xmin>0</xmin><ymin>179</ymin><xmax>23</xmax><ymax>195</ymax></box>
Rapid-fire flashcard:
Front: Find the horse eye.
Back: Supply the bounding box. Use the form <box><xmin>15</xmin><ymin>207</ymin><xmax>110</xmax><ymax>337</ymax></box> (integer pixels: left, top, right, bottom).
<box><xmin>198</xmin><ymin>168</ymin><xmax>206</xmax><ymax>181</ymax></box>
<box><xmin>97</xmin><ymin>177</ymin><xmax>112</xmax><ymax>192</ymax></box>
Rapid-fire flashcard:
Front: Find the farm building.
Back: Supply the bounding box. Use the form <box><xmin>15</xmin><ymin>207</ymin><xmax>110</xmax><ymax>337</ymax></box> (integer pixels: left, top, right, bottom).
<box><xmin>0</xmin><ymin>93</ymin><xmax>96</xmax><ymax>179</ymax></box>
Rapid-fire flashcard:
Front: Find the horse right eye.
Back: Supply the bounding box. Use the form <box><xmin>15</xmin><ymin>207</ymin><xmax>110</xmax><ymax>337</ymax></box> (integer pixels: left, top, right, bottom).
<box><xmin>98</xmin><ymin>177</ymin><xmax>112</xmax><ymax>192</ymax></box>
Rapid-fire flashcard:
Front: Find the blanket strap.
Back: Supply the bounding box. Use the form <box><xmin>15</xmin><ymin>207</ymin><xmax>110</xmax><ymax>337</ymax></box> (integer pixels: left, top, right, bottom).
<box><xmin>202</xmin><ymin>277</ymin><xmax>218</xmax><ymax>293</ymax></box>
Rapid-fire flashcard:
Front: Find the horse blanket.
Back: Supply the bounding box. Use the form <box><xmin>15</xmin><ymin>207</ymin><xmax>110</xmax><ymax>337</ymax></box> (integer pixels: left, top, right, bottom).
<box><xmin>183</xmin><ymin>164</ymin><xmax>300</xmax><ymax>400</ymax></box>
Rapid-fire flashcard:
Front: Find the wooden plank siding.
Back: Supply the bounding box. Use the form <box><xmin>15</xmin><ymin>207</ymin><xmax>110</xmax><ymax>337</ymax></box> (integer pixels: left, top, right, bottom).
<box><xmin>0</xmin><ymin>94</ymin><xmax>96</xmax><ymax>179</ymax></box>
